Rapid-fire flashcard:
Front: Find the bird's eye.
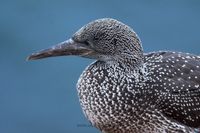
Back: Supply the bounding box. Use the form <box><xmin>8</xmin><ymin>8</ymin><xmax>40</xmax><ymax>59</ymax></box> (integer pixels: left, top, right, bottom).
<box><xmin>94</xmin><ymin>37</ymin><xmax>99</xmax><ymax>41</ymax></box>
<box><xmin>84</xmin><ymin>41</ymin><xmax>90</xmax><ymax>46</ymax></box>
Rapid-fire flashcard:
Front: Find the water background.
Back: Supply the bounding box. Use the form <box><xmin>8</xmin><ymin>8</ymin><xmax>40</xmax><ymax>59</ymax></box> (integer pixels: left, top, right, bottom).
<box><xmin>0</xmin><ymin>0</ymin><xmax>200</xmax><ymax>133</ymax></box>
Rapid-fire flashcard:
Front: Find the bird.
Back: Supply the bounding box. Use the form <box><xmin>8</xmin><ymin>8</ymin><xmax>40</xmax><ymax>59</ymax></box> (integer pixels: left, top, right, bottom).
<box><xmin>27</xmin><ymin>18</ymin><xmax>200</xmax><ymax>133</ymax></box>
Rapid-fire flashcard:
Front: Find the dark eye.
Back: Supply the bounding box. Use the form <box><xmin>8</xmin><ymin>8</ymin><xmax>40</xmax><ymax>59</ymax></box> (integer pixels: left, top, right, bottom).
<box><xmin>93</xmin><ymin>37</ymin><xmax>99</xmax><ymax>41</ymax></box>
<box><xmin>84</xmin><ymin>41</ymin><xmax>90</xmax><ymax>46</ymax></box>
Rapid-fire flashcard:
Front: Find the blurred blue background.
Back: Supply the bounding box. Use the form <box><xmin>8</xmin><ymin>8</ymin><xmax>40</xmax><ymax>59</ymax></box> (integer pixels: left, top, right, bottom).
<box><xmin>0</xmin><ymin>0</ymin><xmax>200</xmax><ymax>133</ymax></box>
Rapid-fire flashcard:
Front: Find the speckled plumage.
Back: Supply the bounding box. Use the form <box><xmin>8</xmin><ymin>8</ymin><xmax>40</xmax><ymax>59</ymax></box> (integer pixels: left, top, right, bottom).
<box><xmin>28</xmin><ymin>18</ymin><xmax>200</xmax><ymax>133</ymax></box>
<box><xmin>78</xmin><ymin>51</ymin><xmax>200</xmax><ymax>133</ymax></box>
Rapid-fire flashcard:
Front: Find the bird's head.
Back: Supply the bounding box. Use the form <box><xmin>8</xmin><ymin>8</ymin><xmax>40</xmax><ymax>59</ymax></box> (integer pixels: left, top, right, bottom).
<box><xmin>28</xmin><ymin>18</ymin><xmax>143</xmax><ymax>67</ymax></box>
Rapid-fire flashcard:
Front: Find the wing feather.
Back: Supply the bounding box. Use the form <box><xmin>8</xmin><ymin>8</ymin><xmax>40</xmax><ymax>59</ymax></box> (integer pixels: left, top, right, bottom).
<box><xmin>145</xmin><ymin>51</ymin><xmax>200</xmax><ymax>128</ymax></box>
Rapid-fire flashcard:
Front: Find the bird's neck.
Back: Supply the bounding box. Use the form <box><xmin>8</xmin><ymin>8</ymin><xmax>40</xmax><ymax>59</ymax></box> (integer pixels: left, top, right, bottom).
<box><xmin>121</xmin><ymin>57</ymin><xmax>144</xmax><ymax>72</ymax></box>
<box><xmin>113</xmin><ymin>53</ymin><xmax>144</xmax><ymax>73</ymax></box>
<box><xmin>96</xmin><ymin>57</ymin><xmax>145</xmax><ymax>77</ymax></box>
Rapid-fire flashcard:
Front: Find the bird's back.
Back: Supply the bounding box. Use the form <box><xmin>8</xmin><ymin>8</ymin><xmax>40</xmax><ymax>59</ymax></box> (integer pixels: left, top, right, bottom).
<box><xmin>144</xmin><ymin>51</ymin><xmax>200</xmax><ymax>129</ymax></box>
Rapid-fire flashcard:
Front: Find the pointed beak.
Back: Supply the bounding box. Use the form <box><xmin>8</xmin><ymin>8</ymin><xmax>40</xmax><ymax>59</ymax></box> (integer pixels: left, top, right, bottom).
<box><xmin>27</xmin><ymin>39</ymin><xmax>93</xmax><ymax>60</ymax></box>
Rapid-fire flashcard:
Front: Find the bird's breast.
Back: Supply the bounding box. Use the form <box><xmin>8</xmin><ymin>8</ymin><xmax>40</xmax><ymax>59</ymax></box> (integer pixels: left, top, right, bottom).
<box><xmin>76</xmin><ymin>61</ymin><xmax>156</xmax><ymax>132</ymax></box>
